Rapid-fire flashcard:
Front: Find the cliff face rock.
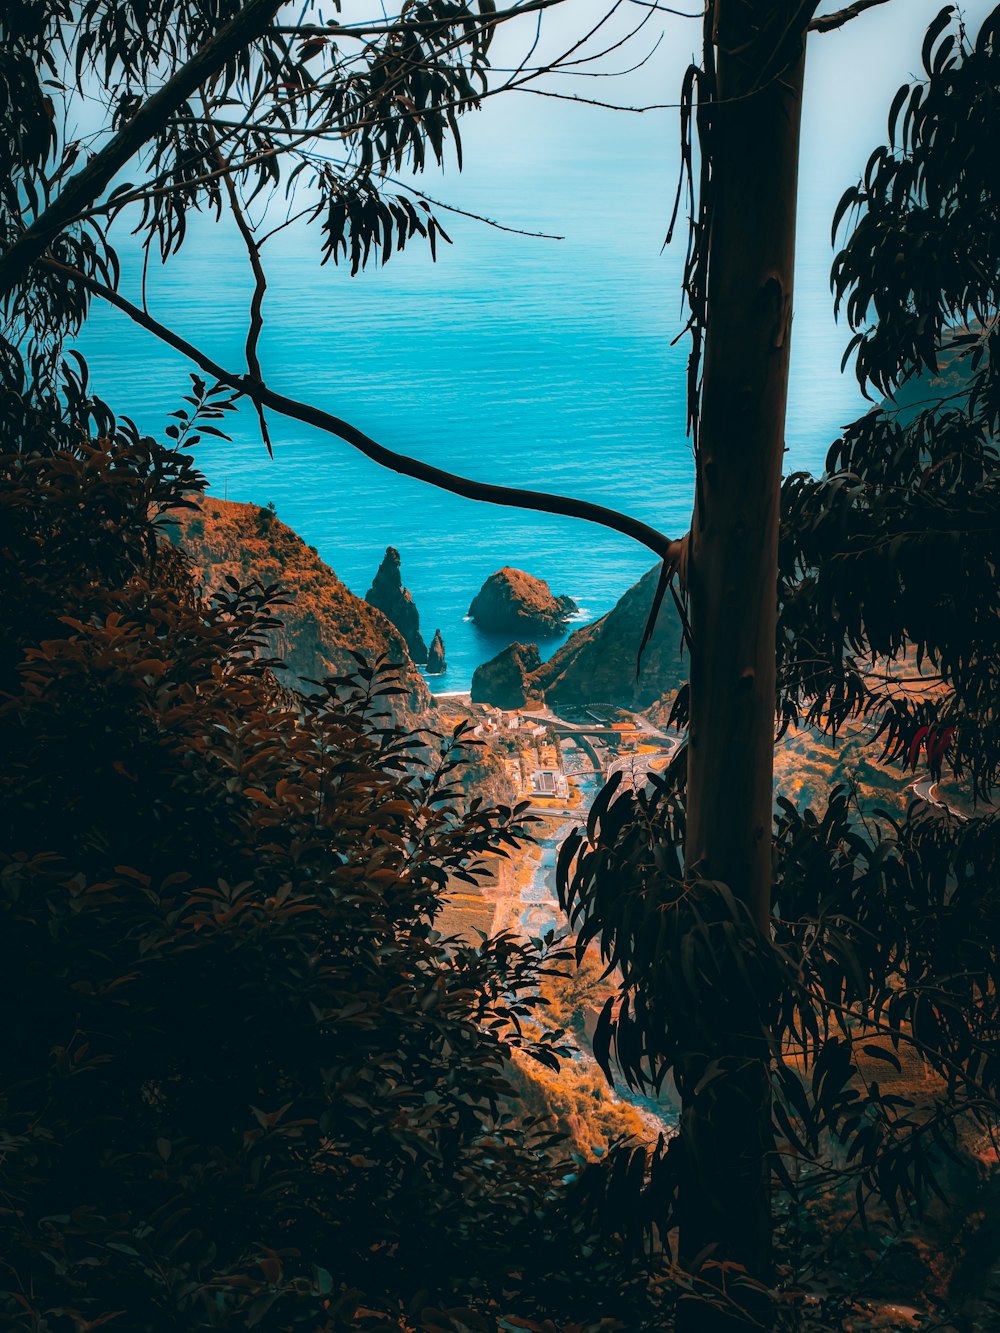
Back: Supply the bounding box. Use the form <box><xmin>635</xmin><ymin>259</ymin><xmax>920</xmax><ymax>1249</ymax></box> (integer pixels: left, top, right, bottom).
<box><xmin>470</xmin><ymin>642</ymin><xmax>542</xmax><ymax>710</ymax></box>
<box><xmin>533</xmin><ymin>567</ymin><xmax>687</xmax><ymax>710</ymax></box>
<box><xmin>427</xmin><ymin>629</ymin><xmax>447</xmax><ymax>675</ymax></box>
<box><xmin>169</xmin><ymin>499</ymin><xmax>432</xmax><ymax>719</ymax></box>
<box><xmin>468</xmin><ymin>567</ymin><xmax>576</xmax><ymax>636</ymax></box>
<box><xmin>365</xmin><ymin>547</ymin><xmax>428</xmax><ymax>662</ymax></box>
<box><xmin>468</xmin><ymin>569</ymin><xmax>686</xmax><ymax>711</ymax></box>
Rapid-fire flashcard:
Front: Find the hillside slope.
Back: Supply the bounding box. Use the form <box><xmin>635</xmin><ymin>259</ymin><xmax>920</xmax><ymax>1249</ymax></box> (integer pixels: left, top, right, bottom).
<box><xmin>168</xmin><ymin>497</ymin><xmax>432</xmax><ymax>718</ymax></box>
<box><xmin>533</xmin><ymin>566</ymin><xmax>687</xmax><ymax>709</ymax></box>
<box><xmin>471</xmin><ymin>566</ymin><xmax>688</xmax><ymax>711</ymax></box>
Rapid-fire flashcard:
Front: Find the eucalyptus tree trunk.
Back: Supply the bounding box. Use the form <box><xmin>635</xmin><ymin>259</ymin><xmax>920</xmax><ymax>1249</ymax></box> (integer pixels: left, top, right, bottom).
<box><xmin>679</xmin><ymin>0</ymin><xmax>810</xmax><ymax>1303</ymax></box>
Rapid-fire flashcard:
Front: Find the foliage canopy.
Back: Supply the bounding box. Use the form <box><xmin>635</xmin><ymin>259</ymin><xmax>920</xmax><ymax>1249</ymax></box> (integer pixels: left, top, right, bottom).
<box><xmin>0</xmin><ymin>367</ymin><xmax>619</xmax><ymax>1330</ymax></box>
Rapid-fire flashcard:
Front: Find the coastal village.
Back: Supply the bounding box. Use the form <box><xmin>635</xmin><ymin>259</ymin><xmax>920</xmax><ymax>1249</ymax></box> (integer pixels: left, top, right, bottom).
<box><xmin>431</xmin><ymin>689</ymin><xmax>685</xmax><ymax>1148</ymax></box>
<box><xmin>432</xmin><ymin>690</ymin><xmax>680</xmax><ymax>938</ymax></box>
<box><xmin>463</xmin><ymin>698</ymin><xmax>677</xmax><ymax>804</ymax></box>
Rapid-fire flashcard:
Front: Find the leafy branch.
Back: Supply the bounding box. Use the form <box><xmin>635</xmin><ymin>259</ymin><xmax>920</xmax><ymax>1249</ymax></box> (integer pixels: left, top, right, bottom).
<box><xmin>0</xmin><ymin>0</ymin><xmax>286</xmax><ymax>300</ymax></box>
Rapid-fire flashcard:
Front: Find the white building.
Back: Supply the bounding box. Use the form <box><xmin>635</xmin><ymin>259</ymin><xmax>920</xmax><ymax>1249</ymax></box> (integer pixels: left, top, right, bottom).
<box><xmin>531</xmin><ymin>768</ymin><xmax>569</xmax><ymax>799</ymax></box>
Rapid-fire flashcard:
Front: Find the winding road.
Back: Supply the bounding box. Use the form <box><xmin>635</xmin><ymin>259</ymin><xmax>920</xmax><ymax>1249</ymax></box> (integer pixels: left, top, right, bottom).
<box><xmin>910</xmin><ymin>778</ymin><xmax>967</xmax><ymax>820</ymax></box>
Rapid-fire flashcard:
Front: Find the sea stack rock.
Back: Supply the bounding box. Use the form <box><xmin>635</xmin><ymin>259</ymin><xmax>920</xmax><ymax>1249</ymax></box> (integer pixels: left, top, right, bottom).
<box><xmin>427</xmin><ymin>629</ymin><xmax>447</xmax><ymax>675</ymax></box>
<box><xmin>365</xmin><ymin>546</ymin><xmax>428</xmax><ymax>662</ymax></box>
<box><xmin>468</xmin><ymin>567</ymin><xmax>577</xmax><ymax>636</ymax></box>
<box><xmin>470</xmin><ymin>642</ymin><xmax>542</xmax><ymax>710</ymax></box>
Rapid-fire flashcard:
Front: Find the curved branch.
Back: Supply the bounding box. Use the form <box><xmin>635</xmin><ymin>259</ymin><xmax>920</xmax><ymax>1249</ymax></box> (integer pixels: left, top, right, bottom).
<box><xmin>807</xmin><ymin>0</ymin><xmax>893</xmax><ymax>34</ymax></box>
<box><xmin>208</xmin><ymin>126</ymin><xmax>272</xmax><ymax>456</ymax></box>
<box><xmin>46</xmin><ymin>258</ymin><xmax>683</xmax><ymax>563</ymax></box>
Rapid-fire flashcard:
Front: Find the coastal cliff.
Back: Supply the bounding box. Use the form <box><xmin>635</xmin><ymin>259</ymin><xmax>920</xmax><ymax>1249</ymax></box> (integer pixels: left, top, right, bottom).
<box><xmin>470</xmin><ymin>566</ymin><xmax>687</xmax><ymax>710</ymax></box>
<box><xmin>468</xmin><ymin>567</ymin><xmax>577</xmax><ymax>636</ymax></box>
<box><xmin>534</xmin><ymin>566</ymin><xmax>686</xmax><ymax>708</ymax></box>
<box><xmin>471</xmin><ymin>642</ymin><xmax>542</xmax><ymax>709</ymax></box>
<box><xmin>427</xmin><ymin>629</ymin><xmax>447</xmax><ymax>675</ymax></box>
<box><xmin>168</xmin><ymin>499</ymin><xmax>432</xmax><ymax>718</ymax></box>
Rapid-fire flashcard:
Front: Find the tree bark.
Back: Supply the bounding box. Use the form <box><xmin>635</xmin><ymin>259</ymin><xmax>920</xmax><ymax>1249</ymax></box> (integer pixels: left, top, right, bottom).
<box><xmin>680</xmin><ymin>0</ymin><xmax>810</xmax><ymax>1306</ymax></box>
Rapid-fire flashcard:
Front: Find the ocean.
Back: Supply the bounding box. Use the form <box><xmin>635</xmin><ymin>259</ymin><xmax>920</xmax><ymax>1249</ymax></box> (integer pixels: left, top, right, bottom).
<box><xmin>75</xmin><ymin>48</ymin><xmax>887</xmax><ymax>692</ymax></box>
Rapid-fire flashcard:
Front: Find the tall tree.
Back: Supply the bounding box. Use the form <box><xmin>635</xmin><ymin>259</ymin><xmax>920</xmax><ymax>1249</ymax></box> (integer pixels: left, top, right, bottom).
<box><xmin>560</xmin><ymin>6</ymin><xmax>1000</xmax><ymax>1324</ymax></box>
<box><xmin>679</xmin><ymin>1</ymin><xmax>810</xmax><ymax>1284</ymax></box>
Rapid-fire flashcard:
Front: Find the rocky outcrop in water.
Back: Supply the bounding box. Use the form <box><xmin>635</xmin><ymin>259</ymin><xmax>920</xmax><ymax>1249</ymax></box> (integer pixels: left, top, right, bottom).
<box><xmin>365</xmin><ymin>547</ymin><xmax>428</xmax><ymax>662</ymax></box>
<box><xmin>469</xmin><ymin>567</ymin><xmax>686</xmax><ymax>711</ymax></box>
<box><xmin>170</xmin><ymin>499</ymin><xmax>432</xmax><ymax>720</ymax></box>
<box><xmin>470</xmin><ymin>642</ymin><xmax>542</xmax><ymax>710</ymax></box>
<box><xmin>427</xmin><ymin>629</ymin><xmax>447</xmax><ymax>674</ymax></box>
<box><xmin>468</xmin><ymin>567</ymin><xmax>576</xmax><ymax>636</ymax></box>
<box><xmin>531</xmin><ymin>566</ymin><xmax>686</xmax><ymax>709</ymax></box>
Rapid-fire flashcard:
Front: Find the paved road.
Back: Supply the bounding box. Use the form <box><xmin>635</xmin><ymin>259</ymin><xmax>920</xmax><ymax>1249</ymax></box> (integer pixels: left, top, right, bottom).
<box><xmin>910</xmin><ymin>778</ymin><xmax>966</xmax><ymax>820</ymax></box>
<box><xmin>548</xmin><ymin>719</ymin><xmax>674</xmax><ymax>744</ymax></box>
<box><xmin>606</xmin><ymin>737</ymin><xmax>683</xmax><ymax>781</ymax></box>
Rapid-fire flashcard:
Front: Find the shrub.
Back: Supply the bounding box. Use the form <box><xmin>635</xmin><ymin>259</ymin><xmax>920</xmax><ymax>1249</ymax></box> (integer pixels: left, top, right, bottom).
<box><xmin>0</xmin><ymin>370</ymin><xmax>579</xmax><ymax>1331</ymax></box>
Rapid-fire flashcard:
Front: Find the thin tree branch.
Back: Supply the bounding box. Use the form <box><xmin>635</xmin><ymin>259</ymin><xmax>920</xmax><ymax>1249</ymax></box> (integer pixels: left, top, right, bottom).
<box><xmin>208</xmin><ymin>127</ymin><xmax>272</xmax><ymax>456</ymax></box>
<box><xmin>271</xmin><ymin>0</ymin><xmax>565</xmax><ymax>40</ymax></box>
<box><xmin>46</xmin><ymin>258</ymin><xmax>683</xmax><ymax>564</ymax></box>
<box><xmin>626</xmin><ymin>0</ymin><xmax>705</xmax><ymax>14</ymax></box>
<box><xmin>375</xmin><ymin>176</ymin><xmax>565</xmax><ymax>238</ymax></box>
<box><xmin>807</xmin><ymin>0</ymin><xmax>893</xmax><ymax>34</ymax></box>
<box><xmin>514</xmin><ymin>86</ymin><xmax>673</xmax><ymax>110</ymax></box>
<box><xmin>0</xmin><ymin>0</ymin><xmax>286</xmax><ymax>302</ymax></box>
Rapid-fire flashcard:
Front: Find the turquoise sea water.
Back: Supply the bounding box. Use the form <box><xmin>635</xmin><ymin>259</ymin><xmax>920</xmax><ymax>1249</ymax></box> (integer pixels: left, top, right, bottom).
<box><xmin>77</xmin><ymin>90</ymin><xmax>870</xmax><ymax>692</ymax></box>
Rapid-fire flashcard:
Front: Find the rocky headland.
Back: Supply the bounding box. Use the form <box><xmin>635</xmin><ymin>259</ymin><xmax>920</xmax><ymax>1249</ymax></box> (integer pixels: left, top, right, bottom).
<box><xmin>470</xmin><ymin>642</ymin><xmax>542</xmax><ymax>709</ymax></box>
<box><xmin>470</xmin><ymin>566</ymin><xmax>687</xmax><ymax>710</ymax></box>
<box><xmin>468</xmin><ymin>567</ymin><xmax>577</xmax><ymax>636</ymax></box>
<box><xmin>168</xmin><ymin>499</ymin><xmax>431</xmax><ymax>719</ymax></box>
<box><xmin>366</xmin><ymin>546</ymin><xmax>428</xmax><ymax>662</ymax></box>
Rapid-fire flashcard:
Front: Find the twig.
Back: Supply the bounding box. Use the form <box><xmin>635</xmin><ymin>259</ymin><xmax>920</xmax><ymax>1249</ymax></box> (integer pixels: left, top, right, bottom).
<box><xmin>271</xmin><ymin>0</ymin><xmax>566</xmax><ymax>40</ymax></box>
<box><xmin>513</xmin><ymin>87</ymin><xmax>673</xmax><ymax>110</ymax></box>
<box><xmin>375</xmin><ymin>177</ymin><xmax>565</xmax><ymax>238</ymax></box>
<box><xmin>209</xmin><ymin>126</ymin><xmax>272</xmax><ymax>455</ymax></box>
<box><xmin>807</xmin><ymin>0</ymin><xmax>893</xmax><ymax>34</ymax></box>
<box><xmin>626</xmin><ymin>0</ymin><xmax>706</xmax><ymax>14</ymax></box>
